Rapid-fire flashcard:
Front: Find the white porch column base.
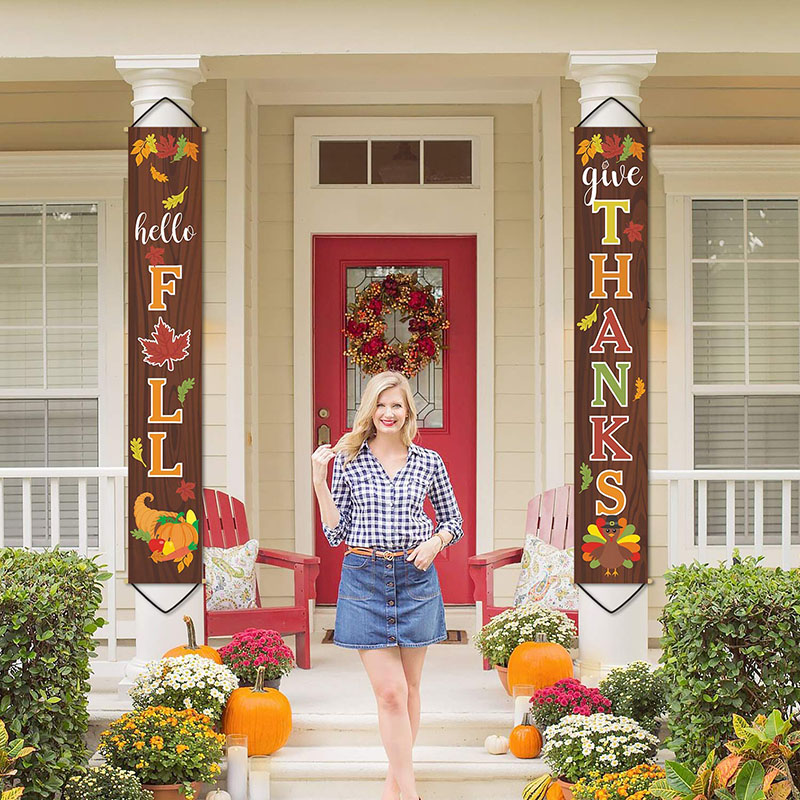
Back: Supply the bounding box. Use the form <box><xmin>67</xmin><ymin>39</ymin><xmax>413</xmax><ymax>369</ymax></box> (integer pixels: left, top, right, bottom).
<box><xmin>567</xmin><ymin>50</ymin><xmax>656</xmax><ymax>683</ymax></box>
<box><xmin>115</xmin><ymin>55</ymin><xmax>207</xmax><ymax>690</ymax></box>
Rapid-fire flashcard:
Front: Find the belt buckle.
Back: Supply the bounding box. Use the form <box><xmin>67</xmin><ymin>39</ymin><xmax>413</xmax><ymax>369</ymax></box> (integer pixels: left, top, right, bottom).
<box><xmin>382</xmin><ymin>551</ymin><xmax>394</xmax><ymax>561</ymax></box>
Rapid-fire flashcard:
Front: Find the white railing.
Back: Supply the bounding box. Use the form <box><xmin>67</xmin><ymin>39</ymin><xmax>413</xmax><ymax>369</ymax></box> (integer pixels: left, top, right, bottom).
<box><xmin>0</xmin><ymin>467</ymin><xmax>127</xmax><ymax>661</ymax></box>
<box><xmin>651</xmin><ymin>469</ymin><xmax>800</xmax><ymax>569</ymax></box>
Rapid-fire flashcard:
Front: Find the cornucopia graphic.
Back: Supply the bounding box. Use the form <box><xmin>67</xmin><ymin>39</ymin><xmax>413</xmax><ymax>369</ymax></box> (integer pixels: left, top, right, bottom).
<box><xmin>131</xmin><ymin>492</ymin><xmax>199</xmax><ymax>573</ymax></box>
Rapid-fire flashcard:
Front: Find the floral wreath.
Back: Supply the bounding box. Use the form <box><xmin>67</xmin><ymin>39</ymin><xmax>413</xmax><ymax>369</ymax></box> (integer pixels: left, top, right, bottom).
<box><xmin>342</xmin><ymin>272</ymin><xmax>450</xmax><ymax>378</ymax></box>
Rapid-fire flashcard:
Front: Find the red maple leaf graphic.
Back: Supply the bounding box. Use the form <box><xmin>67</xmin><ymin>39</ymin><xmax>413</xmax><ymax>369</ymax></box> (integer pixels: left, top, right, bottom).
<box><xmin>156</xmin><ymin>134</ymin><xmax>178</xmax><ymax>159</ymax></box>
<box><xmin>623</xmin><ymin>221</ymin><xmax>644</xmax><ymax>243</ymax></box>
<box><xmin>603</xmin><ymin>133</ymin><xmax>624</xmax><ymax>159</ymax></box>
<box><xmin>138</xmin><ymin>317</ymin><xmax>191</xmax><ymax>371</ymax></box>
<box><xmin>145</xmin><ymin>245</ymin><xmax>165</xmax><ymax>265</ymax></box>
<box><xmin>176</xmin><ymin>480</ymin><xmax>196</xmax><ymax>501</ymax></box>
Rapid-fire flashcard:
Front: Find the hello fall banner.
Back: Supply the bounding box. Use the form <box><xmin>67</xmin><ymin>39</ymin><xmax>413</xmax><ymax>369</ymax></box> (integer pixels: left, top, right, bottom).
<box><xmin>128</xmin><ymin>127</ymin><xmax>202</xmax><ymax>584</ymax></box>
<box><xmin>574</xmin><ymin>127</ymin><xmax>647</xmax><ymax>585</ymax></box>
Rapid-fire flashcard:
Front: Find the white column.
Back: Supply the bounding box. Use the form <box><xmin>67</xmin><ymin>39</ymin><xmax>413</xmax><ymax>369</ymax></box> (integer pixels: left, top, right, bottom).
<box><xmin>115</xmin><ymin>55</ymin><xmax>207</xmax><ymax>694</ymax></box>
<box><xmin>567</xmin><ymin>50</ymin><xmax>657</xmax><ymax>685</ymax></box>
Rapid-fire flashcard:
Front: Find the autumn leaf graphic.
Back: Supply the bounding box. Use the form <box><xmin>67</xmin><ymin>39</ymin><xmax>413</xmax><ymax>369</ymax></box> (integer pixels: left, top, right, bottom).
<box><xmin>619</xmin><ymin>134</ymin><xmax>634</xmax><ymax>161</ymax></box>
<box><xmin>590</xmin><ymin>133</ymin><xmax>604</xmax><ymax>154</ymax></box>
<box><xmin>183</xmin><ymin>140</ymin><xmax>199</xmax><ymax>161</ymax></box>
<box><xmin>579</xmin><ymin>462</ymin><xmax>593</xmax><ymax>493</ymax></box>
<box><xmin>628</xmin><ymin>140</ymin><xmax>645</xmax><ymax>161</ymax></box>
<box><xmin>130</xmin><ymin>136</ymin><xmax>157</xmax><ymax>167</ymax></box>
<box><xmin>156</xmin><ymin>133</ymin><xmax>179</xmax><ymax>159</ymax></box>
<box><xmin>138</xmin><ymin>317</ymin><xmax>191</xmax><ymax>371</ymax></box>
<box><xmin>162</xmin><ymin>186</ymin><xmax>189</xmax><ymax>211</ymax></box>
<box><xmin>177</xmin><ymin>377</ymin><xmax>195</xmax><ymax>405</ymax></box>
<box><xmin>634</xmin><ymin>377</ymin><xmax>646</xmax><ymax>400</ymax></box>
<box><xmin>624</xmin><ymin>221</ymin><xmax>644</xmax><ymax>243</ymax></box>
<box><xmin>603</xmin><ymin>133</ymin><xmax>624</xmax><ymax>159</ymax></box>
<box><xmin>150</xmin><ymin>165</ymin><xmax>169</xmax><ymax>183</ymax></box>
<box><xmin>144</xmin><ymin>245</ymin><xmax>165</xmax><ymax>265</ymax></box>
<box><xmin>176</xmin><ymin>479</ymin><xmax>196</xmax><ymax>501</ymax></box>
<box><xmin>130</xmin><ymin>437</ymin><xmax>147</xmax><ymax>468</ymax></box>
<box><xmin>577</xmin><ymin>303</ymin><xmax>599</xmax><ymax>331</ymax></box>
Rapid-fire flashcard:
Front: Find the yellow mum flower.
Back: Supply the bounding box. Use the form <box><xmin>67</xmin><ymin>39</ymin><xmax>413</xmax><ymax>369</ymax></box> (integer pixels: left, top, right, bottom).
<box><xmin>176</xmin><ymin>744</ymin><xmax>189</xmax><ymax>753</ymax></box>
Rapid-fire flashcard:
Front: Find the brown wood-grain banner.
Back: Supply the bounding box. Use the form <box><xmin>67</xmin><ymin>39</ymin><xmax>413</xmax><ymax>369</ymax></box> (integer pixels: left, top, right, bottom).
<box><xmin>574</xmin><ymin>127</ymin><xmax>648</xmax><ymax>585</ymax></box>
<box><xmin>128</xmin><ymin>127</ymin><xmax>202</xmax><ymax>584</ymax></box>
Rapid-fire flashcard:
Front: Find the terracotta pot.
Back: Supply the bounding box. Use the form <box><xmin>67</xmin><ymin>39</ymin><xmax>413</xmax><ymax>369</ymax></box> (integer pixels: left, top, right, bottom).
<box><xmin>494</xmin><ymin>664</ymin><xmax>511</xmax><ymax>695</ymax></box>
<box><xmin>142</xmin><ymin>782</ymin><xmax>203</xmax><ymax>800</ymax></box>
<box><xmin>557</xmin><ymin>778</ymin><xmax>576</xmax><ymax>800</ymax></box>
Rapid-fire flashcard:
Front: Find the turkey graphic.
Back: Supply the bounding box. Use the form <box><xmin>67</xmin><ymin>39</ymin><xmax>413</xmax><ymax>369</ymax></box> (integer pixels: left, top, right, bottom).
<box><xmin>581</xmin><ymin>515</ymin><xmax>640</xmax><ymax>576</ymax></box>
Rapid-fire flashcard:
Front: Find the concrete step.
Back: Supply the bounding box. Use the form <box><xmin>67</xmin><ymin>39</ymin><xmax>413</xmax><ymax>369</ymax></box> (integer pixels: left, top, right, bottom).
<box><xmin>266</xmin><ymin>745</ymin><xmax>548</xmax><ymax>800</ymax></box>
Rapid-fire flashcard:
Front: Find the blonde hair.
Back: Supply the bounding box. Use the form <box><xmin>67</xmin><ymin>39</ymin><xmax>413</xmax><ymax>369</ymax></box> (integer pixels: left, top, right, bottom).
<box><xmin>333</xmin><ymin>371</ymin><xmax>419</xmax><ymax>465</ymax></box>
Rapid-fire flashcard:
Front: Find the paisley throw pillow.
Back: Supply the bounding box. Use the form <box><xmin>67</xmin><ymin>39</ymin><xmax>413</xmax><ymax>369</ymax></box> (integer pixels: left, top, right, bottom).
<box><xmin>203</xmin><ymin>538</ymin><xmax>259</xmax><ymax>611</ymax></box>
<box><xmin>513</xmin><ymin>536</ymin><xmax>578</xmax><ymax>611</ymax></box>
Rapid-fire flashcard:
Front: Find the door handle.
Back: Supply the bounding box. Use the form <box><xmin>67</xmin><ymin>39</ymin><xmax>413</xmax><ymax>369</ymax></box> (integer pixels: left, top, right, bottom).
<box><xmin>317</xmin><ymin>424</ymin><xmax>331</xmax><ymax>446</ymax></box>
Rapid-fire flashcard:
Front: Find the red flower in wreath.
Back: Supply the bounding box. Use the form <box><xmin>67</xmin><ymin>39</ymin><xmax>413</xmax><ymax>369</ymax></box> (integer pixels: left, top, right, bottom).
<box><xmin>409</xmin><ymin>290</ymin><xmax>428</xmax><ymax>310</ymax></box>
<box><xmin>383</xmin><ymin>276</ymin><xmax>400</xmax><ymax>297</ymax></box>
<box><xmin>408</xmin><ymin>317</ymin><xmax>428</xmax><ymax>333</ymax></box>
<box><xmin>362</xmin><ymin>336</ymin><xmax>385</xmax><ymax>356</ymax></box>
<box><xmin>418</xmin><ymin>337</ymin><xmax>436</xmax><ymax>357</ymax></box>
<box><xmin>387</xmin><ymin>354</ymin><xmax>406</xmax><ymax>371</ymax></box>
<box><xmin>367</xmin><ymin>297</ymin><xmax>383</xmax><ymax>315</ymax></box>
<box><xmin>346</xmin><ymin>319</ymin><xmax>368</xmax><ymax>338</ymax></box>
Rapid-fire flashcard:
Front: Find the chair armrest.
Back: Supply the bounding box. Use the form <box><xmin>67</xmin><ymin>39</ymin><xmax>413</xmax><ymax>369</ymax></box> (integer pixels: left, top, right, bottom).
<box><xmin>256</xmin><ymin>548</ymin><xmax>320</xmax><ymax>569</ymax></box>
<box><xmin>467</xmin><ymin>547</ymin><xmax>524</xmax><ymax>570</ymax></box>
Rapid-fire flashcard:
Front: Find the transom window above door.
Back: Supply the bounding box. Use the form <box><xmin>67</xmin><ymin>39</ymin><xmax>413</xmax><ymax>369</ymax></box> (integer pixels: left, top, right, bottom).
<box><xmin>316</xmin><ymin>138</ymin><xmax>474</xmax><ymax>186</ymax></box>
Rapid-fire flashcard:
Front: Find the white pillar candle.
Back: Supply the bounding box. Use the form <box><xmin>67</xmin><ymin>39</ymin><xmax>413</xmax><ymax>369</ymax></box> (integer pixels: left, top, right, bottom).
<box><xmin>249</xmin><ymin>757</ymin><xmax>271</xmax><ymax>800</ymax></box>
<box><xmin>513</xmin><ymin>694</ymin><xmax>531</xmax><ymax>727</ymax></box>
<box><xmin>226</xmin><ymin>744</ymin><xmax>249</xmax><ymax>800</ymax></box>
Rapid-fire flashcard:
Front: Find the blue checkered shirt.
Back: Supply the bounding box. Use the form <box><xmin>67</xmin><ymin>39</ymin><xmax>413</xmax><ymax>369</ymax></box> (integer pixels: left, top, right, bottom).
<box><xmin>322</xmin><ymin>438</ymin><xmax>463</xmax><ymax>550</ymax></box>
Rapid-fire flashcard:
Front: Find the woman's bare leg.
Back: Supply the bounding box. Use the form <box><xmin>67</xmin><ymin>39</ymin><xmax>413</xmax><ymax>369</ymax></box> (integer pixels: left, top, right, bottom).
<box><xmin>359</xmin><ymin>647</ymin><xmax>419</xmax><ymax>800</ymax></box>
<box><xmin>383</xmin><ymin>646</ymin><xmax>428</xmax><ymax>800</ymax></box>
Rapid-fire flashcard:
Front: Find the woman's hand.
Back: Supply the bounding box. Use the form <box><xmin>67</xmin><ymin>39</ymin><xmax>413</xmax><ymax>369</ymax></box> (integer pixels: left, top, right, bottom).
<box><xmin>406</xmin><ymin>536</ymin><xmax>443</xmax><ymax>571</ymax></box>
<box><xmin>311</xmin><ymin>444</ymin><xmax>336</xmax><ymax>487</ymax></box>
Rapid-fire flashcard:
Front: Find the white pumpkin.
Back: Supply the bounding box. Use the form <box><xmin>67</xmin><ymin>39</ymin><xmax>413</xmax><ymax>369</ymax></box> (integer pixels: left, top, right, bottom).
<box><xmin>206</xmin><ymin>792</ymin><xmax>231</xmax><ymax>800</ymax></box>
<box><xmin>484</xmin><ymin>733</ymin><xmax>509</xmax><ymax>755</ymax></box>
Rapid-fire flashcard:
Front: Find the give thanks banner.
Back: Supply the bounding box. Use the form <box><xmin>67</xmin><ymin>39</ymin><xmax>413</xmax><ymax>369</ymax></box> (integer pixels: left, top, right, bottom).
<box><xmin>128</xmin><ymin>127</ymin><xmax>202</xmax><ymax>584</ymax></box>
<box><xmin>574</xmin><ymin>127</ymin><xmax>647</xmax><ymax>585</ymax></box>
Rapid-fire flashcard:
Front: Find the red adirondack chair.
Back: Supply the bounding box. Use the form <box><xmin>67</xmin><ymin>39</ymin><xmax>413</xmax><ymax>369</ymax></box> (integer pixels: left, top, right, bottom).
<box><xmin>202</xmin><ymin>488</ymin><xmax>321</xmax><ymax>669</ymax></box>
<box><xmin>467</xmin><ymin>485</ymin><xmax>578</xmax><ymax>669</ymax></box>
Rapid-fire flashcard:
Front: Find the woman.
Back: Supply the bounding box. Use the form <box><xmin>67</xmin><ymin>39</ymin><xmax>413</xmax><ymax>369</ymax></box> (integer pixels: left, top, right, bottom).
<box><xmin>311</xmin><ymin>370</ymin><xmax>463</xmax><ymax>800</ymax></box>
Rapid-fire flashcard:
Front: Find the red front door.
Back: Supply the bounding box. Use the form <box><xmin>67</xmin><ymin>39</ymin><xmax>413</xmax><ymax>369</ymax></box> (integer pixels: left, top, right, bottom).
<box><xmin>312</xmin><ymin>235</ymin><xmax>476</xmax><ymax>604</ymax></box>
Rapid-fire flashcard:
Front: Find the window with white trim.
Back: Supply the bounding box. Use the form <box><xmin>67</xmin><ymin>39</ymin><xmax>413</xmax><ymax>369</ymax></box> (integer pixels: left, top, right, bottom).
<box><xmin>692</xmin><ymin>198</ymin><xmax>800</xmax><ymax>544</ymax></box>
<box><xmin>0</xmin><ymin>203</ymin><xmax>99</xmax><ymax>546</ymax></box>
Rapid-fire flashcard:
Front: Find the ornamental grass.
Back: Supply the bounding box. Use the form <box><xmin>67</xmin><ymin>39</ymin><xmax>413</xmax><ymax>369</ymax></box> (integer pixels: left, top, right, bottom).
<box><xmin>99</xmin><ymin>706</ymin><xmax>224</xmax><ymax>797</ymax></box>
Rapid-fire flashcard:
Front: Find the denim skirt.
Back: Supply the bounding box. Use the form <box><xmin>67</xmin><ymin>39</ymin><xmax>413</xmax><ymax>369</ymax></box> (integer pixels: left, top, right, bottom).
<box><xmin>333</xmin><ymin>549</ymin><xmax>447</xmax><ymax>649</ymax></box>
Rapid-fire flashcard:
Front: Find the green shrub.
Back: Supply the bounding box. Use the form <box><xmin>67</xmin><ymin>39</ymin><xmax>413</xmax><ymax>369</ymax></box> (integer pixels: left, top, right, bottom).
<box><xmin>660</xmin><ymin>555</ymin><xmax>800</xmax><ymax>766</ymax></box>
<box><xmin>0</xmin><ymin>548</ymin><xmax>108</xmax><ymax>800</ymax></box>
<box><xmin>599</xmin><ymin>660</ymin><xmax>667</xmax><ymax>733</ymax></box>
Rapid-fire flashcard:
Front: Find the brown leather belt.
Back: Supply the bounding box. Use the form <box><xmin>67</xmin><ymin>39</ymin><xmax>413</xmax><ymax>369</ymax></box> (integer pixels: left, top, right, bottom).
<box><xmin>345</xmin><ymin>545</ymin><xmax>415</xmax><ymax>560</ymax></box>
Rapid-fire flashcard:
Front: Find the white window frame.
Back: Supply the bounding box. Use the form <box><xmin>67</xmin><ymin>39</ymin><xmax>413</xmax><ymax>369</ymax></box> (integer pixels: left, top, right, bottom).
<box><xmin>653</xmin><ymin>145</ymin><xmax>800</xmax><ymax>552</ymax></box>
<box><xmin>0</xmin><ymin>151</ymin><xmax>127</xmax><ymax>471</ymax></box>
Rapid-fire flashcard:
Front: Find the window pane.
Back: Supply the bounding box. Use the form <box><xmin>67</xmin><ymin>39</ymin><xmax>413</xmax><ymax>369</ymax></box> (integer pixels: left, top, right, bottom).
<box><xmin>46</xmin><ymin>204</ymin><xmax>98</xmax><ymax>263</ymax></box>
<box><xmin>424</xmin><ymin>140</ymin><xmax>472</xmax><ymax>184</ymax></box>
<box><xmin>47</xmin><ymin>265</ymin><xmax>98</xmax><ymax>325</ymax></box>
<box><xmin>748</xmin><ymin>262</ymin><xmax>799</xmax><ymax>322</ymax></box>
<box><xmin>747</xmin><ymin>396</ymin><xmax>800</xmax><ymax>467</ymax></box>
<box><xmin>694</xmin><ymin>327</ymin><xmax>745</xmax><ymax>383</ymax></box>
<box><xmin>0</xmin><ymin>205</ymin><xmax>42</xmax><ymax>264</ymax></box>
<box><xmin>747</xmin><ymin>200</ymin><xmax>798</xmax><ymax>259</ymax></box>
<box><xmin>0</xmin><ymin>266</ymin><xmax>43</xmax><ymax>325</ymax></box>
<box><xmin>692</xmin><ymin>200</ymin><xmax>743</xmax><ymax>260</ymax></box>
<box><xmin>694</xmin><ymin>396</ymin><xmax>745</xmax><ymax>467</ymax></box>
<box><xmin>371</xmin><ymin>141</ymin><xmax>420</xmax><ymax>185</ymax></box>
<box><xmin>749</xmin><ymin>328</ymin><xmax>800</xmax><ymax>383</ymax></box>
<box><xmin>693</xmin><ymin>262</ymin><xmax>744</xmax><ymax>322</ymax></box>
<box><xmin>318</xmin><ymin>140</ymin><xmax>367</xmax><ymax>184</ymax></box>
<box><xmin>0</xmin><ymin>329</ymin><xmax>43</xmax><ymax>387</ymax></box>
<box><xmin>46</xmin><ymin>329</ymin><xmax>98</xmax><ymax>388</ymax></box>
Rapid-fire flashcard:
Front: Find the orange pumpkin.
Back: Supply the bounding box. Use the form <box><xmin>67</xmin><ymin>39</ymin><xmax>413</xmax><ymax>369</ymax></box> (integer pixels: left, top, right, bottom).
<box><xmin>507</xmin><ymin>634</ymin><xmax>573</xmax><ymax>692</ymax></box>
<box><xmin>509</xmin><ymin>712</ymin><xmax>542</xmax><ymax>759</ymax></box>
<box><xmin>547</xmin><ymin>781</ymin><xmax>566</xmax><ymax>800</ymax></box>
<box><xmin>163</xmin><ymin>616</ymin><xmax>222</xmax><ymax>663</ymax></box>
<box><xmin>223</xmin><ymin>666</ymin><xmax>292</xmax><ymax>755</ymax></box>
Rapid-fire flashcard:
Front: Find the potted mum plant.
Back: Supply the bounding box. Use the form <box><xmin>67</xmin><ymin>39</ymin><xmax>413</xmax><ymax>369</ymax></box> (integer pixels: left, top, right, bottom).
<box><xmin>218</xmin><ymin>628</ymin><xmax>295</xmax><ymax>688</ymax></box>
<box><xmin>530</xmin><ymin>678</ymin><xmax>611</xmax><ymax>730</ymax></box>
<box><xmin>129</xmin><ymin>654</ymin><xmax>239</xmax><ymax>725</ymax></box>
<box><xmin>63</xmin><ymin>766</ymin><xmax>154</xmax><ymax>800</ymax></box>
<box><xmin>599</xmin><ymin>661</ymin><xmax>666</xmax><ymax>734</ymax></box>
<box><xmin>541</xmin><ymin>713</ymin><xmax>659</xmax><ymax>799</ymax></box>
<box><xmin>472</xmin><ymin>603</ymin><xmax>576</xmax><ymax>691</ymax></box>
<box><xmin>573</xmin><ymin>764</ymin><xmax>665</xmax><ymax>800</ymax></box>
<box><xmin>99</xmin><ymin>706</ymin><xmax>225</xmax><ymax>800</ymax></box>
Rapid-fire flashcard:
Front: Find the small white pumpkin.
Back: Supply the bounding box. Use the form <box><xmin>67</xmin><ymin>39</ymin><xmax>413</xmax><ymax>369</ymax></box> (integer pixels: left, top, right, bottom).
<box><xmin>206</xmin><ymin>792</ymin><xmax>232</xmax><ymax>800</ymax></box>
<box><xmin>484</xmin><ymin>733</ymin><xmax>509</xmax><ymax>755</ymax></box>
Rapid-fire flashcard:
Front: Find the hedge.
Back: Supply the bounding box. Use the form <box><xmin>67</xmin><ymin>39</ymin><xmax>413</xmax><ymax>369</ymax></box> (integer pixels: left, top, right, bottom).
<box><xmin>0</xmin><ymin>548</ymin><xmax>108</xmax><ymax>799</ymax></box>
<box><xmin>660</xmin><ymin>555</ymin><xmax>800</xmax><ymax>766</ymax></box>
